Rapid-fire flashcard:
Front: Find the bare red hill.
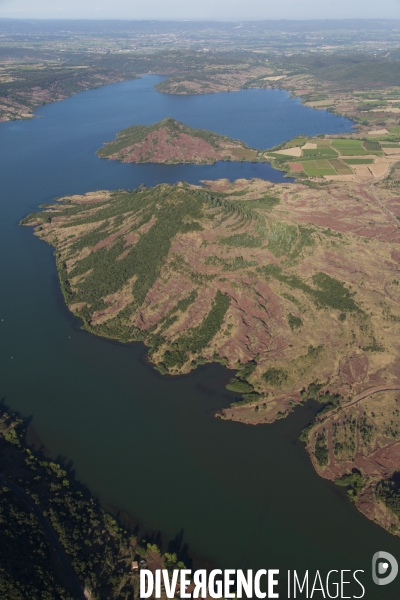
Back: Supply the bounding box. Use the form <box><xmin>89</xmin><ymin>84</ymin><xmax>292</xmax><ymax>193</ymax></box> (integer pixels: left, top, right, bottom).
<box><xmin>97</xmin><ymin>117</ymin><xmax>258</xmax><ymax>164</ymax></box>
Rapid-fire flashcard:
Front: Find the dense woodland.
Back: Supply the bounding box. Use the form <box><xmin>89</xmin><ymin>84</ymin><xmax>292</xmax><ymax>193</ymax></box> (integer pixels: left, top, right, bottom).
<box><xmin>377</xmin><ymin>473</ymin><xmax>400</xmax><ymax>521</ymax></box>
<box><xmin>0</xmin><ymin>407</ymin><xmax>144</xmax><ymax>599</ymax></box>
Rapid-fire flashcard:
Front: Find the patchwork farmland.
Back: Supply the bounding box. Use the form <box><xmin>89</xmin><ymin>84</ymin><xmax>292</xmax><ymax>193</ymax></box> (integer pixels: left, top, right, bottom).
<box><xmin>267</xmin><ymin>134</ymin><xmax>400</xmax><ymax>181</ymax></box>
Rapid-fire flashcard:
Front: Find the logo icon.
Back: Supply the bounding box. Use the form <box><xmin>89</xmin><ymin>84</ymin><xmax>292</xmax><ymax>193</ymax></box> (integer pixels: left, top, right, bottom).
<box><xmin>372</xmin><ymin>551</ymin><xmax>398</xmax><ymax>586</ymax></box>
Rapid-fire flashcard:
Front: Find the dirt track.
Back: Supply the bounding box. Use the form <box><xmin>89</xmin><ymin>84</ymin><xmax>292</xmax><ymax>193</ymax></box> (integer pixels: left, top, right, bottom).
<box><xmin>343</xmin><ymin>385</ymin><xmax>400</xmax><ymax>409</ymax></box>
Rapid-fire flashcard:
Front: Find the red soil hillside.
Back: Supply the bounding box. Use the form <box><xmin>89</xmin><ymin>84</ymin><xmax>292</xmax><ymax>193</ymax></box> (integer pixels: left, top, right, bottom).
<box><xmin>22</xmin><ymin>173</ymin><xmax>400</xmax><ymax>537</ymax></box>
<box><xmin>97</xmin><ymin>118</ymin><xmax>259</xmax><ymax>164</ymax></box>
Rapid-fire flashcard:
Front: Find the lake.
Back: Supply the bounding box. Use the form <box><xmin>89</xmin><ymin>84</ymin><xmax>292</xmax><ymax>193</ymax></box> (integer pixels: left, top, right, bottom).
<box><xmin>1</xmin><ymin>75</ymin><xmax>399</xmax><ymax>598</ymax></box>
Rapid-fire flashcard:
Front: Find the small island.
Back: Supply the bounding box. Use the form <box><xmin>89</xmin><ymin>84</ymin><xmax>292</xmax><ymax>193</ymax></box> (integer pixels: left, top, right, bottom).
<box><xmin>96</xmin><ymin>117</ymin><xmax>260</xmax><ymax>164</ymax></box>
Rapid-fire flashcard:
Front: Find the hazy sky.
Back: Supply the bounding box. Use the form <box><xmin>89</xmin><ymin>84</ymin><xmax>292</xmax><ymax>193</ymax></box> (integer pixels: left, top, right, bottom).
<box><xmin>1</xmin><ymin>0</ymin><xmax>400</xmax><ymax>21</ymax></box>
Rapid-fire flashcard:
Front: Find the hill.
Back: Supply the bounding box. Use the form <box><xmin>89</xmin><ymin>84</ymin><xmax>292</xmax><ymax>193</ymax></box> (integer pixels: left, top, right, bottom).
<box><xmin>22</xmin><ymin>174</ymin><xmax>400</xmax><ymax>537</ymax></box>
<box><xmin>96</xmin><ymin>118</ymin><xmax>259</xmax><ymax>164</ymax></box>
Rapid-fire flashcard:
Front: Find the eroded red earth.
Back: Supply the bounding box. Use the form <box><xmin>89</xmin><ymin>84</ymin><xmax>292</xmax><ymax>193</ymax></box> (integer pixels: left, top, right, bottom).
<box><xmin>24</xmin><ymin>175</ymin><xmax>400</xmax><ymax>535</ymax></box>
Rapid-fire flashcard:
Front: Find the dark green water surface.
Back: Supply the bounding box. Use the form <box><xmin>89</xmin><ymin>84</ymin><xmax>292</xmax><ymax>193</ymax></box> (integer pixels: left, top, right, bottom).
<box><xmin>1</xmin><ymin>76</ymin><xmax>399</xmax><ymax>598</ymax></box>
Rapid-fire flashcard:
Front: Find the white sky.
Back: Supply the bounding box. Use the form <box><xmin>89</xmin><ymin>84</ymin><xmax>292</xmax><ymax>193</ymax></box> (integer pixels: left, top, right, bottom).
<box><xmin>0</xmin><ymin>0</ymin><xmax>400</xmax><ymax>20</ymax></box>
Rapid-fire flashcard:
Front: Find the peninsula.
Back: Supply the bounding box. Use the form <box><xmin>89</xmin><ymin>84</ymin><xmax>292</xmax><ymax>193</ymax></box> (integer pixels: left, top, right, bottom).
<box><xmin>22</xmin><ymin>164</ymin><xmax>400</xmax><ymax>537</ymax></box>
<box><xmin>97</xmin><ymin>118</ymin><xmax>259</xmax><ymax>164</ymax></box>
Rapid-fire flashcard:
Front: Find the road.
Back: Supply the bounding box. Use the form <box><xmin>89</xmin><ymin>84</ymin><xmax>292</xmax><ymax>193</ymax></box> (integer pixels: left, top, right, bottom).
<box><xmin>316</xmin><ymin>385</ymin><xmax>400</xmax><ymax>421</ymax></box>
<box><xmin>0</xmin><ymin>473</ymin><xmax>86</xmax><ymax>600</ymax></box>
<box><xmin>342</xmin><ymin>385</ymin><xmax>400</xmax><ymax>409</ymax></box>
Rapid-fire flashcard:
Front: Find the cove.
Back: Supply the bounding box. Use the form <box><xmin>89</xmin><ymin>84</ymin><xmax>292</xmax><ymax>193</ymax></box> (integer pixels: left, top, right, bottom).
<box><xmin>1</xmin><ymin>75</ymin><xmax>399</xmax><ymax>598</ymax></box>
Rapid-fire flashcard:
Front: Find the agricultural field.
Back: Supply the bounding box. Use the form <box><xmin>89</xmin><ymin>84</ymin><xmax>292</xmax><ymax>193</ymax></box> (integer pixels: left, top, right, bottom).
<box><xmin>343</xmin><ymin>158</ymin><xmax>374</xmax><ymax>164</ymax></box>
<box><xmin>267</xmin><ymin>136</ymin><xmax>400</xmax><ymax>181</ymax></box>
<box><xmin>97</xmin><ymin>119</ymin><xmax>400</xmax><ymax>179</ymax></box>
<box><xmin>332</xmin><ymin>139</ymin><xmax>370</xmax><ymax>155</ymax></box>
<box><xmin>299</xmin><ymin>160</ymin><xmax>337</xmax><ymax>177</ymax></box>
<box><xmin>302</xmin><ymin>147</ymin><xmax>339</xmax><ymax>157</ymax></box>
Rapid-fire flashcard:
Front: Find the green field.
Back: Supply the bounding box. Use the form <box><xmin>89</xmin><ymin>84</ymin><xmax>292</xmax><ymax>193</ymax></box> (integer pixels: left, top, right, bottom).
<box><xmin>302</xmin><ymin>147</ymin><xmax>339</xmax><ymax>157</ymax></box>
<box><xmin>367</xmin><ymin>135</ymin><xmax>398</xmax><ymax>141</ymax></box>
<box><xmin>298</xmin><ymin>157</ymin><xmax>353</xmax><ymax>176</ymax></box>
<box><xmin>301</xmin><ymin>159</ymin><xmax>337</xmax><ymax>176</ymax></box>
<box><xmin>363</xmin><ymin>140</ymin><xmax>381</xmax><ymax>151</ymax></box>
<box><xmin>332</xmin><ymin>139</ymin><xmax>368</xmax><ymax>155</ymax></box>
<box><xmin>268</xmin><ymin>134</ymin><xmax>389</xmax><ymax>178</ymax></box>
<box><xmin>284</xmin><ymin>136</ymin><xmax>309</xmax><ymax>148</ymax></box>
<box><xmin>328</xmin><ymin>159</ymin><xmax>353</xmax><ymax>174</ymax></box>
<box><xmin>315</xmin><ymin>139</ymin><xmax>333</xmax><ymax>147</ymax></box>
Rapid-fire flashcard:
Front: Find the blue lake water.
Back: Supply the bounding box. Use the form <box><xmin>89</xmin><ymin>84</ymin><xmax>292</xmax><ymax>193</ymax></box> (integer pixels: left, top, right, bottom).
<box><xmin>1</xmin><ymin>75</ymin><xmax>399</xmax><ymax>598</ymax></box>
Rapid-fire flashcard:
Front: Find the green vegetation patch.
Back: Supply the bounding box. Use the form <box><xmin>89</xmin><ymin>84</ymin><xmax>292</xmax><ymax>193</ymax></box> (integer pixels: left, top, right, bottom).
<box><xmin>376</xmin><ymin>472</ymin><xmax>400</xmax><ymax>519</ymax></box>
<box><xmin>267</xmin><ymin>221</ymin><xmax>298</xmax><ymax>257</ymax></box>
<box><xmin>0</xmin><ymin>487</ymin><xmax>72</xmax><ymax>599</ymax></box>
<box><xmin>263</xmin><ymin>367</ymin><xmax>288</xmax><ymax>386</ymax></box>
<box><xmin>175</xmin><ymin>290</ymin><xmax>198</xmax><ymax>312</ymax></box>
<box><xmin>66</xmin><ymin>186</ymin><xmax>204</xmax><ymax>309</ymax></box>
<box><xmin>335</xmin><ymin>470</ymin><xmax>366</xmax><ymax>502</ymax></box>
<box><xmin>227</xmin><ymin>360</ymin><xmax>258</xmax><ymax>402</ymax></box>
<box><xmin>299</xmin><ymin>423</ymin><xmax>314</xmax><ymax>443</ymax></box>
<box><xmin>262</xmin><ymin>265</ymin><xmax>361</xmax><ymax>313</ymax></box>
<box><xmin>173</xmin><ymin>291</ymin><xmax>230</xmax><ymax>354</ymax></box>
<box><xmin>312</xmin><ymin>272</ymin><xmax>359</xmax><ymax>312</ymax></box>
<box><xmin>237</xmin><ymin>360</ymin><xmax>257</xmax><ymax>380</ymax></box>
<box><xmin>332</xmin><ymin>139</ymin><xmax>369</xmax><ymax>156</ymax></box>
<box><xmin>284</xmin><ymin>135</ymin><xmax>310</xmax><ymax>148</ymax></box>
<box><xmin>328</xmin><ymin>158</ymin><xmax>353</xmax><ymax>174</ymax></box>
<box><xmin>288</xmin><ymin>313</ymin><xmax>303</xmax><ymax>330</ymax></box>
<box><xmin>266</xmin><ymin>223</ymin><xmax>314</xmax><ymax>260</ymax></box>
<box><xmin>314</xmin><ymin>432</ymin><xmax>329</xmax><ymax>467</ymax></box>
<box><xmin>205</xmin><ymin>256</ymin><xmax>257</xmax><ymax>271</ymax></box>
<box><xmin>363</xmin><ymin>140</ymin><xmax>381</xmax><ymax>152</ymax></box>
<box><xmin>238</xmin><ymin>195</ymin><xmax>280</xmax><ymax>211</ymax></box>
<box><xmin>302</xmin><ymin>147</ymin><xmax>338</xmax><ymax>157</ymax></box>
<box><xmin>301</xmin><ymin>160</ymin><xmax>337</xmax><ymax>176</ymax></box>
<box><xmin>226</xmin><ymin>379</ymin><xmax>254</xmax><ymax>393</ymax></box>
<box><xmin>220</xmin><ymin>232</ymin><xmax>264</xmax><ymax>248</ymax></box>
<box><xmin>162</xmin><ymin>349</ymin><xmax>188</xmax><ymax>369</ymax></box>
<box><xmin>284</xmin><ymin>136</ymin><xmax>309</xmax><ymax>148</ymax></box>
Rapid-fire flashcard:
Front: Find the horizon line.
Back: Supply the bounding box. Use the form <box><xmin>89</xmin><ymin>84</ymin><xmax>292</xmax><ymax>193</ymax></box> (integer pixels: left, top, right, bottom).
<box><xmin>1</xmin><ymin>17</ymin><xmax>400</xmax><ymax>23</ymax></box>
